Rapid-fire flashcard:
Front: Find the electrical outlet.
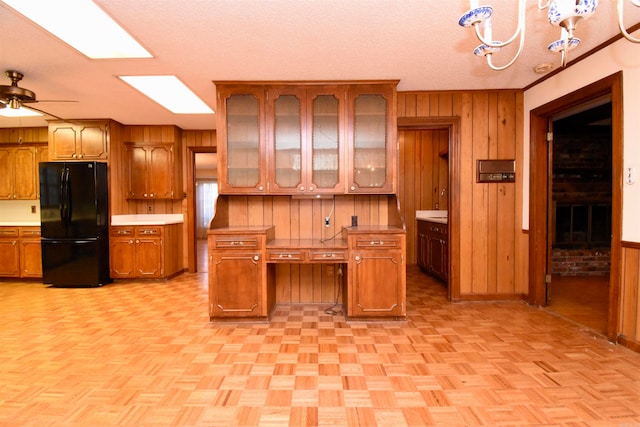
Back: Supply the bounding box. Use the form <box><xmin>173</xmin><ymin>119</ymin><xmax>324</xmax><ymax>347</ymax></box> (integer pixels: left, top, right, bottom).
<box><xmin>31</xmin><ymin>205</ymin><xmax>36</xmax><ymax>214</ymax></box>
<box><xmin>351</xmin><ymin>215</ymin><xmax>358</xmax><ymax>227</ymax></box>
<box><xmin>147</xmin><ymin>205</ymin><xmax>152</xmax><ymax>213</ymax></box>
<box><xmin>324</xmin><ymin>216</ymin><xmax>330</xmax><ymax>227</ymax></box>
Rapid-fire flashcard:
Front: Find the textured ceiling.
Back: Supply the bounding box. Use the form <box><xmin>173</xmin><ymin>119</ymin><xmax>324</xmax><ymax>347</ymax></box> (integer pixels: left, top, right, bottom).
<box><xmin>1</xmin><ymin>0</ymin><xmax>639</xmax><ymax>129</ymax></box>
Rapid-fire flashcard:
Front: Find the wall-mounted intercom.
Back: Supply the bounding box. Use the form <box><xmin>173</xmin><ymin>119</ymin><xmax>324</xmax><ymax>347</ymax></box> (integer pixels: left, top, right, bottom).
<box><xmin>476</xmin><ymin>159</ymin><xmax>515</xmax><ymax>183</ymax></box>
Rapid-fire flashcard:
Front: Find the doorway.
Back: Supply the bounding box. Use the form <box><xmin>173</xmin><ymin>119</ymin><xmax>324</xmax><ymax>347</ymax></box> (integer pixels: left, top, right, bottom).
<box><xmin>187</xmin><ymin>148</ymin><xmax>217</xmax><ymax>273</ymax></box>
<box><xmin>546</xmin><ymin>100</ymin><xmax>612</xmax><ymax>334</ymax></box>
<box><xmin>528</xmin><ymin>72</ymin><xmax>623</xmax><ymax>342</ymax></box>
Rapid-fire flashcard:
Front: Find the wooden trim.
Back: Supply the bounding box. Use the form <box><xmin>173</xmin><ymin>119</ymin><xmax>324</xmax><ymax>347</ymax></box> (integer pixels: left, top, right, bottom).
<box><xmin>214</xmin><ymin>79</ymin><xmax>400</xmax><ymax>87</ymax></box>
<box><xmin>524</xmin><ymin>23</ymin><xmax>640</xmax><ymax>91</ymax></box>
<box><xmin>451</xmin><ymin>294</ymin><xmax>525</xmax><ymax>302</ymax></box>
<box><xmin>529</xmin><ymin>71</ymin><xmax>623</xmax><ymax>343</ymax></box>
<box><xmin>617</xmin><ymin>335</ymin><xmax>640</xmax><ymax>353</ymax></box>
<box><xmin>398</xmin><ymin>116</ymin><xmax>460</xmax><ymax>301</ymax></box>
<box><xmin>622</xmin><ymin>241</ymin><xmax>640</xmax><ymax>250</ymax></box>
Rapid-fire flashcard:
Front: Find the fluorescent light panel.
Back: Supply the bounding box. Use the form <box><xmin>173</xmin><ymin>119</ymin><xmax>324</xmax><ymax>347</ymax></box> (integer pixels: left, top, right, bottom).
<box><xmin>0</xmin><ymin>107</ymin><xmax>42</xmax><ymax>117</ymax></box>
<box><xmin>119</xmin><ymin>76</ymin><xmax>214</xmax><ymax>114</ymax></box>
<box><xmin>1</xmin><ymin>0</ymin><xmax>151</xmax><ymax>59</ymax></box>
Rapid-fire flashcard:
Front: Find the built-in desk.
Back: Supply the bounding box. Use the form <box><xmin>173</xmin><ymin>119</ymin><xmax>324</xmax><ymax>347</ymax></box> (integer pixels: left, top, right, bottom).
<box><xmin>208</xmin><ymin>226</ymin><xmax>406</xmax><ymax>321</ymax></box>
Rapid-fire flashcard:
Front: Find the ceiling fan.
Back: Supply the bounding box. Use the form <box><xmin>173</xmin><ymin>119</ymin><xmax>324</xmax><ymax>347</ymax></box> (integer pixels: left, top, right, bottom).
<box><xmin>0</xmin><ymin>70</ymin><xmax>71</xmax><ymax>119</ymax></box>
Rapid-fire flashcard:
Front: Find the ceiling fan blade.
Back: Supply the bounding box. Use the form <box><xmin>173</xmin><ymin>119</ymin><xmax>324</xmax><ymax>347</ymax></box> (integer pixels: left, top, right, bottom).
<box><xmin>22</xmin><ymin>103</ymin><xmax>65</xmax><ymax>121</ymax></box>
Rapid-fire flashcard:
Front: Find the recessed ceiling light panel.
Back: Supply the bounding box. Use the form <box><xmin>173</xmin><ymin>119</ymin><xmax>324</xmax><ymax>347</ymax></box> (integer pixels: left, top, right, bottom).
<box><xmin>119</xmin><ymin>75</ymin><xmax>214</xmax><ymax>114</ymax></box>
<box><xmin>1</xmin><ymin>0</ymin><xmax>152</xmax><ymax>59</ymax></box>
<box><xmin>0</xmin><ymin>106</ymin><xmax>42</xmax><ymax>117</ymax></box>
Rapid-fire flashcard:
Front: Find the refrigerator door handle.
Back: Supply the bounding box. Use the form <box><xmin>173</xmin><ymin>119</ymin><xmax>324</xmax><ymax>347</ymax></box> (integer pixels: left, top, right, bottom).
<box><xmin>59</xmin><ymin>168</ymin><xmax>67</xmax><ymax>226</ymax></box>
<box><xmin>65</xmin><ymin>168</ymin><xmax>72</xmax><ymax>226</ymax></box>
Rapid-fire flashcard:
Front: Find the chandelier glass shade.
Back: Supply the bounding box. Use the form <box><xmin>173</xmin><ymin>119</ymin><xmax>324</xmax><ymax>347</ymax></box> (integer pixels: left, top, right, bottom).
<box><xmin>459</xmin><ymin>0</ymin><xmax>640</xmax><ymax>71</ymax></box>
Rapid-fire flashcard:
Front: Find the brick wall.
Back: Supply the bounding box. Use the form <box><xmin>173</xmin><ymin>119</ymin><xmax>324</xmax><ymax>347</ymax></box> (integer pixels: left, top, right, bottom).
<box><xmin>552</xmin><ymin>247</ymin><xmax>611</xmax><ymax>276</ymax></box>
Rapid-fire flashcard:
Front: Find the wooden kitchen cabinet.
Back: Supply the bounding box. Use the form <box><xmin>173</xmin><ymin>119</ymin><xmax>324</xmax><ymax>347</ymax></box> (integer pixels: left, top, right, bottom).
<box><xmin>19</xmin><ymin>227</ymin><xmax>42</xmax><ymax>278</ymax></box>
<box><xmin>208</xmin><ymin>227</ymin><xmax>275</xmax><ymax>319</ymax></box>
<box><xmin>267</xmin><ymin>85</ymin><xmax>345</xmax><ymax>195</ymax></box>
<box><xmin>347</xmin><ymin>229</ymin><xmax>406</xmax><ymax>318</ymax></box>
<box><xmin>215</xmin><ymin>81</ymin><xmax>397</xmax><ymax>195</ymax></box>
<box><xmin>124</xmin><ymin>142</ymin><xmax>180</xmax><ymax>200</ymax></box>
<box><xmin>0</xmin><ymin>145</ymin><xmax>38</xmax><ymax>200</ymax></box>
<box><xmin>0</xmin><ymin>226</ymin><xmax>42</xmax><ymax>278</ymax></box>
<box><xmin>346</xmin><ymin>84</ymin><xmax>397</xmax><ymax>194</ymax></box>
<box><xmin>216</xmin><ymin>86</ymin><xmax>267</xmax><ymax>194</ymax></box>
<box><xmin>48</xmin><ymin>120</ymin><xmax>111</xmax><ymax>161</ymax></box>
<box><xmin>417</xmin><ymin>219</ymin><xmax>448</xmax><ymax>282</ymax></box>
<box><xmin>110</xmin><ymin>224</ymin><xmax>182</xmax><ymax>279</ymax></box>
<box><xmin>0</xmin><ymin>227</ymin><xmax>20</xmax><ymax>277</ymax></box>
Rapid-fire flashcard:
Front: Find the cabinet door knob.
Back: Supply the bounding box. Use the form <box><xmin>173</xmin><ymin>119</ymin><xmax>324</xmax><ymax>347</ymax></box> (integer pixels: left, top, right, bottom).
<box><xmin>350</xmin><ymin>185</ymin><xmax>356</xmax><ymax>191</ymax></box>
<box><xmin>253</xmin><ymin>255</ymin><xmax>259</xmax><ymax>261</ymax></box>
<box><xmin>308</xmin><ymin>186</ymin><xmax>314</xmax><ymax>191</ymax></box>
<box><xmin>299</xmin><ymin>186</ymin><xmax>305</xmax><ymax>191</ymax></box>
<box><xmin>258</xmin><ymin>186</ymin><xmax>264</xmax><ymax>191</ymax></box>
<box><xmin>144</xmin><ymin>193</ymin><xmax>148</xmax><ymax>198</ymax></box>
<box><xmin>354</xmin><ymin>255</ymin><xmax>360</xmax><ymax>261</ymax></box>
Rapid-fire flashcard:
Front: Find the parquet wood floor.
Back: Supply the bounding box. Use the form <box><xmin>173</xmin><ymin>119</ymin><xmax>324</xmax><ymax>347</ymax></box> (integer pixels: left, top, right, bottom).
<box><xmin>2</xmin><ymin>267</ymin><xmax>640</xmax><ymax>426</ymax></box>
<box><xmin>547</xmin><ymin>275</ymin><xmax>609</xmax><ymax>335</ymax></box>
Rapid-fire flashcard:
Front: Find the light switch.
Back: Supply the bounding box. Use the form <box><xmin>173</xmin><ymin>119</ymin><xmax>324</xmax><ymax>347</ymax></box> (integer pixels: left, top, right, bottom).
<box><xmin>626</xmin><ymin>167</ymin><xmax>637</xmax><ymax>185</ymax></box>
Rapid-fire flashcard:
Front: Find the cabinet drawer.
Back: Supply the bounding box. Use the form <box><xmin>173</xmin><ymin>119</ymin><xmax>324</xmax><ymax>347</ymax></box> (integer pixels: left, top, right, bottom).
<box><xmin>214</xmin><ymin>236</ymin><xmax>262</xmax><ymax>250</ymax></box>
<box><xmin>352</xmin><ymin>235</ymin><xmax>402</xmax><ymax>249</ymax></box>
<box><xmin>309</xmin><ymin>249</ymin><xmax>348</xmax><ymax>262</ymax></box>
<box><xmin>136</xmin><ymin>226</ymin><xmax>162</xmax><ymax>236</ymax></box>
<box><xmin>20</xmin><ymin>227</ymin><xmax>41</xmax><ymax>237</ymax></box>
<box><xmin>0</xmin><ymin>228</ymin><xmax>19</xmax><ymax>237</ymax></box>
<box><xmin>267</xmin><ymin>249</ymin><xmax>306</xmax><ymax>262</ymax></box>
<box><xmin>111</xmin><ymin>227</ymin><xmax>134</xmax><ymax>236</ymax></box>
<box><xmin>428</xmin><ymin>223</ymin><xmax>447</xmax><ymax>236</ymax></box>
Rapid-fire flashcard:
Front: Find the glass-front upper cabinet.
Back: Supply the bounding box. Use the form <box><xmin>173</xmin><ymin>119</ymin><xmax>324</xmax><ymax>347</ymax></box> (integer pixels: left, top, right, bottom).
<box><xmin>268</xmin><ymin>87</ymin><xmax>305</xmax><ymax>193</ymax></box>
<box><xmin>347</xmin><ymin>84</ymin><xmax>396</xmax><ymax>194</ymax></box>
<box><xmin>268</xmin><ymin>86</ymin><xmax>344</xmax><ymax>195</ymax></box>
<box><xmin>216</xmin><ymin>86</ymin><xmax>266</xmax><ymax>194</ymax></box>
<box><xmin>307</xmin><ymin>87</ymin><xmax>344</xmax><ymax>194</ymax></box>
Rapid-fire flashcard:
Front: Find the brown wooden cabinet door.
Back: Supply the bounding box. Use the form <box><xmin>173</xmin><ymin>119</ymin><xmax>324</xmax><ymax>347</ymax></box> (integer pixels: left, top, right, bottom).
<box><xmin>20</xmin><ymin>239</ymin><xmax>42</xmax><ymax>278</ymax></box>
<box><xmin>417</xmin><ymin>231</ymin><xmax>429</xmax><ymax>271</ymax></box>
<box><xmin>0</xmin><ymin>238</ymin><xmax>20</xmax><ymax>277</ymax></box>
<box><xmin>125</xmin><ymin>144</ymin><xmax>148</xmax><ymax>199</ymax></box>
<box><xmin>13</xmin><ymin>146</ymin><xmax>37</xmax><ymax>200</ymax></box>
<box><xmin>346</xmin><ymin>84</ymin><xmax>396</xmax><ymax>194</ymax></box>
<box><xmin>0</xmin><ymin>148</ymin><xmax>15</xmax><ymax>199</ymax></box>
<box><xmin>349</xmin><ymin>249</ymin><xmax>404</xmax><ymax>317</ymax></box>
<box><xmin>210</xmin><ymin>252</ymin><xmax>264</xmax><ymax>317</ymax></box>
<box><xmin>135</xmin><ymin>238</ymin><xmax>163</xmax><ymax>278</ymax></box>
<box><xmin>216</xmin><ymin>86</ymin><xmax>267</xmax><ymax>194</ymax></box>
<box><xmin>426</xmin><ymin>234</ymin><xmax>445</xmax><ymax>280</ymax></box>
<box><xmin>49</xmin><ymin>125</ymin><xmax>78</xmax><ymax>160</ymax></box>
<box><xmin>110</xmin><ymin>238</ymin><xmax>135</xmax><ymax>278</ymax></box>
<box><xmin>147</xmin><ymin>145</ymin><xmax>174</xmax><ymax>199</ymax></box>
<box><xmin>78</xmin><ymin>123</ymin><xmax>108</xmax><ymax>160</ymax></box>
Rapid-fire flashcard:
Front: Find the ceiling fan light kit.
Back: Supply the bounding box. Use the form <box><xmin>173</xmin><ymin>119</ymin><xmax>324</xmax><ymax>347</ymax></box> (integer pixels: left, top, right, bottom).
<box><xmin>0</xmin><ymin>70</ymin><xmax>36</xmax><ymax>109</ymax></box>
<box><xmin>459</xmin><ymin>0</ymin><xmax>640</xmax><ymax>71</ymax></box>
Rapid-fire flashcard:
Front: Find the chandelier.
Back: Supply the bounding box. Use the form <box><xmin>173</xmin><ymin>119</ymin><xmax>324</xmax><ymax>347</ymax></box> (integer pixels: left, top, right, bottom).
<box><xmin>459</xmin><ymin>0</ymin><xmax>640</xmax><ymax>71</ymax></box>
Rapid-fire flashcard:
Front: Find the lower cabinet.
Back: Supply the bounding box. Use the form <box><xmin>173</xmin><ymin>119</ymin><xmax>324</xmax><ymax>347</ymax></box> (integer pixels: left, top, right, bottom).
<box><xmin>347</xmin><ymin>231</ymin><xmax>406</xmax><ymax>318</ymax></box>
<box><xmin>417</xmin><ymin>219</ymin><xmax>448</xmax><ymax>282</ymax></box>
<box><xmin>0</xmin><ymin>226</ymin><xmax>42</xmax><ymax>278</ymax></box>
<box><xmin>110</xmin><ymin>224</ymin><xmax>182</xmax><ymax>279</ymax></box>
<box><xmin>208</xmin><ymin>228</ymin><xmax>275</xmax><ymax>319</ymax></box>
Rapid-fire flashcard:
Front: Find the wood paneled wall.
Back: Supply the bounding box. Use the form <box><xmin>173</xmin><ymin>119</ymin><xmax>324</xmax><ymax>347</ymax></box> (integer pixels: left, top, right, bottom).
<box><xmin>620</xmin><ymin>244</ymin><xmax>640</xmax><ymax>351</ymax></box>
<box><xmin>398</xmin><ymin>91</ymin><xmax>528</xmax><ymax>299</ymax></box>
<box><xmin>0</xmin><ymin>127</ymin><xmax>48</xmax><ymax>143</ymax></box>
<box><xmin>399</xmin><ymin>128</ymin><xmax>448</xmax><ymax>265</ymax></box>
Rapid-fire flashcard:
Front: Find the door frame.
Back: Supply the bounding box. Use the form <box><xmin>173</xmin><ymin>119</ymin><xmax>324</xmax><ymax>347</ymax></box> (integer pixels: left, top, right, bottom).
<box><xmin>528</xmin><ymin>71</ymin><xmax>623</xmax><ymax>342</ymax></box>
<box><xmin>187</xmin><ymin>146</ymin><xmax>217</xmax><ymax>273</ymax></box>
<box><xmin>398</xmin><ymin>116</ymin><xmax>460</xmax><ymax>301</ymax></box>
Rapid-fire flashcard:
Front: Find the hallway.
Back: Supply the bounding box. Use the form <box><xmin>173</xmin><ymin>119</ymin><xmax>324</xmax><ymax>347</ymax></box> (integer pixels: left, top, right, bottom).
<box><xmin>1</xmin><ymin>268</ymin><xmax>639</xmax><ymax>426</ymax></box>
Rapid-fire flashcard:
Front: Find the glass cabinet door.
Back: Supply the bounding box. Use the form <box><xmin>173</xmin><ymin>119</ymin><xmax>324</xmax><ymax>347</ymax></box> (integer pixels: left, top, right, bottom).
<box><xmin>270</xmin><ymin>89</ymin><xmax>304</xmax><ymax>193</ymax></box>
<box><xmin>218</xmin><ymin>89</ymin><xmax>266</xmax><ymax>193</ymax></box>
<box><xmin>348</xmin><ymin>85</ymin><xmax>396</xmax><ymax>193</ymax></box>
<box><xmin>308</xmin><ymin>88</ymin><xmax>344</xmax><ymax>194</ymax></box>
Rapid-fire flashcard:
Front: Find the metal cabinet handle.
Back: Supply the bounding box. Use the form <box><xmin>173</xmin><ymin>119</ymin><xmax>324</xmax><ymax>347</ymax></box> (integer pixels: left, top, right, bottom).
<box><xmin>279</xmin><ymin>253</ymin><xmax>293</xmax><ymax>258</ymax></box>
<box><xmin>230</xmin><ymin>241</ymin><xmax>244</xmax><ymax>246</ymax></box>
<box><xmin>322</xmin><ymin>253</ymin><xmax>336</xmax><ymax>258</ymax></box>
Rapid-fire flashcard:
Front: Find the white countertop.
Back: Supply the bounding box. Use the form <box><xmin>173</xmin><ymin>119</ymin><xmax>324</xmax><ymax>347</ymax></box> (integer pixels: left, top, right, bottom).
<box><xmin>415</xmin><ymin>210</ymin><xmax>448</xmax><ymax>224</ymax></box>
<box><xmin>0</xmin><ymin>222</ymin><xmax>41</xmax><ymax>227</ymax></box>
<box><xmin>111</xmin><ymin>214</ymin><xmax>184</xmax><ymax>226</ymax></box>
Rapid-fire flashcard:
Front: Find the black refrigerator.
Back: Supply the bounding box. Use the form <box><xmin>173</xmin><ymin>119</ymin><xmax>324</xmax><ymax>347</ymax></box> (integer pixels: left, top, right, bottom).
<box><xmin>39</xmin><ymin>161</ymin><xmax>111</xmax><ymax>287</ymax></box>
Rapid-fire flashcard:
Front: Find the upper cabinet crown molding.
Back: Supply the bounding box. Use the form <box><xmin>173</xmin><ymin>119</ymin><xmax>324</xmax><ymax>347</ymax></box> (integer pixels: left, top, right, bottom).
<box><xmin>214</xmin><ymin>81</ymin><xmax>399</xmax><ymax>196</ymax></box>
